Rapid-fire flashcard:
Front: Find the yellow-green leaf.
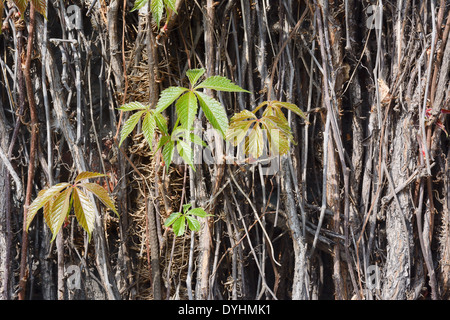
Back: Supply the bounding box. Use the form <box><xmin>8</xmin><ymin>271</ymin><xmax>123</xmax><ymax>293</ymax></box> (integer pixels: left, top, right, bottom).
<box><xmin>245</xmin><ymin>124</ymin><xmax>264</xmax><ymax>159</ymax></box>
<box><xmin>26</xmin><ymin>182</ymin><xmax>71</xmax><ymax>231</ymax></box>
<box><xmin>72</xmin><ymin>188</ymin><xmax>96</xmax><ymax>241</ymax></box>
<box><xmin>49</xmin><ymin>187</ymin><xmax>73</xmax><ymax>242</ymax></box>
<box><xmin>226</xmin><ymin>120</ymin><xmax>253</xmax><ymax>146</ymax></box>
<box><xmin>74</xmin><ymin>171</ymin><xmax>107</xmax><ymax>183</ymax></box>
<box><xmin>80</xmin><ymin>182</ymin><xmax>118</xmax><ymax>217</ymax></box>
<box><xmin>273</xmin><ymin>101</ymin><xmax>307</xmax><ymax>119</ymax></box>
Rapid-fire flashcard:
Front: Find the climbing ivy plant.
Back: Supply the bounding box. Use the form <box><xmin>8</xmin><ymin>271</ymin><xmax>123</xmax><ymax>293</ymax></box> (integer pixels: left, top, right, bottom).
<box><xmin>119</xmin><ymin>68</ymin><xmax>249</xmax><ymax>172</ymax></box>
<box><xmin>131</xmin><ymin>0</ymin><xmax>177</xmax><ymax>29</ymax></box>
<box><xmin>164</xmin><ymin>204</ymin><xmax>212</xmax><ymax>237</ymax></box>
<box><xmin>26</xmin><ymin>172</ymin><xmax>118</xmax><ymax>241</ymax></box>
<box><xmin>226</xmin><ymin>100</ymin><xmax>307</xmax><ymax>159</ymax></box>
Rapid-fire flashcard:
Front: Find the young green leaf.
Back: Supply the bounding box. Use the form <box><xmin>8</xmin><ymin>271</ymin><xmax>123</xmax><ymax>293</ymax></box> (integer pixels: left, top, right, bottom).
<box><xmin>153</xmin><ymin>111</ymin><xmax>169</xmax><ymax>135</ymax></box>
<box><xmin>150</xmin><ymin>0</ymin><xmax>164</xmax><ymax>28</ymax></box>
<box><xmin>80</xmin><ymin>182</ymin><xmax>119</xmax><ymax>217</ymax></box>
<box><xmin>119</xmin><ymin>110</ymin><xmax>146</xmax><ymax>147</ymax></box>
<box><xmin>196</xmin><ymin>91</ymin><xmax>229</xmax><ymax>137</ymax></box>
<box><xmin>162</xmin><ymin>140</ymin><xmax>175</xmax><ymax>171</ymax></box>
<box><xmin>155</xmin><ymin>86</ymin><xmax>188</xmax><ymax>113</ymax></box>
<box><xmin>72</xmin><ymin>188</ymin><xmax>96</xmax><ymax>241</ymax></box>
<box><xmin>182</xmin><ymin>203</ymin><xmax>192</xmax><ymax>213</ymax></box>
<box><xmin>172</xmin><ymin>215</ymin><xmax>186</xmax><ymax>236</ymax></box>
<box><xmin>118</xmin><ymin>101</ymin><xmax>147</xmax><ymax>112</ymax></box>
<box><xmin>186</xmin><ymin>215</ymin><xmax>201</xmax><ymax>232</ymax></box>
<box><xmin>188</xmin><ymin>207</ymin><xmax>211</xmax><ymax>218</ymax></box>
<box><xmin>130</xmin><ymin>0</ymin><xmax>148</xmax><ymax>12</ymax></box>
<box><xmin>195</xmin><ymin>76</ymin><xmax>250</xmax><ymax>93</ymax></box>
<box><xmin>163</xmin><ymin>0</ymin><xmax>177</xmax><ymax>12</ymax></box>
<box><xmin>142</xmin><ymin>112</ymin><xmax>157</xmax><ymax>150</ymax></box>
<box><xmin>186</xmin><ymin>68</ymin><xmax>206</xmax><ymax>87</ymax></box>
<box><xmin>26</xmin><ymin>182</ymin><xmax>71</xmax><ymax>231</ymax></box>
<box><xmin>177</xmin><ymin>140</ymin><xmax>194</xmax><ymax>169</ymax></box>
<box><xmin>176</xmin><ymin>91</ymin><xmax>198</xmax><ymax>130</ymax></box>
<box><xmin>164</xmin><ymin>212</ymin><xmax>182</xmax><ymax>227</ymax></box>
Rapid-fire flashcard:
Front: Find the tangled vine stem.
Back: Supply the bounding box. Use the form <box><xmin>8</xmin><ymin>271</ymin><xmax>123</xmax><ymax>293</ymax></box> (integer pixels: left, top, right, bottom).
<box><xmin>2</xmin><ymin>0</ymin><xmax>450</xmax><ymax>301</ymax></box>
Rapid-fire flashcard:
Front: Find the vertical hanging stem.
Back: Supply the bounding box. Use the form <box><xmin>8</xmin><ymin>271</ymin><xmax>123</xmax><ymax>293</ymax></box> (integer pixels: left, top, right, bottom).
<box><xmin>18</xmin><ymin>2</ymin><xmax>37</xmax><ymax>300</ymax></box>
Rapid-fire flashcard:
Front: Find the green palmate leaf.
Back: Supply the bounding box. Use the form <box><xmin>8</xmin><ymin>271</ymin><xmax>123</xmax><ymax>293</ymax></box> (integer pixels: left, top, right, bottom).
<box><xmin>118</xmin><ymin>101</ymin><xmax>147</xmax><ymax>111</ymax></box>
<box><xmin>196</xmin><ymin>91</ymin><xmax>229</xmax><ymax>137</ymax></box>
<box><xmin>119</xmin><ymin>110</ymin><xmax>146</xmax><ymax>146</ymax></box>
<box><xmin>130</xmin><ymin>0</ymin><xmax>149</xmax><ymax>12</ymax></box>
<box><xmin>182</xmin><ymin>203</ymin><xmax>192</xmax><ymax>213</ymax></box>
<box><xmin>72</xmin><ymin>188</ymin><xmax>96</xmax><ymax>241</ymax></box>
<box><xmin>49</xmin><ymin>187</ymin><xmax>73</xmax><ymax>242</ymax></box>
<box><xmin>186</xmin><ymin>215</ymin><xmax>200</xmax><ymax>232</ymax></box>
<box><xmin>164</xmin><ymin>212</ymin><xmax>182</xmax><ymax>227</ymax></box>
<box><xmin>156</xmin><ymin>135</ymin><xmax>170</xmax><ymax>152</ymax></box>
<box><xmin>176</xmin><ymin>91</ymin><xmax>198</xmax><ymax>130</ymax></box>
<box><xmin>155</xmin><ymin>86</ymin><xmax>188</xmax><ymax>113</ymax></box>
<box><xmin>74</xmin><ymin>171</ymin><xmax>107</xmax><ymax>183</ymax></box>
<box><xmin>150</xmin><ymin>0</ymin><xmax>164</xmax><ymax>28</ymax></box>
<box><xmin>188</xmin><ymin>207</ymin><xmax>211</xmax><ymax>218</ymax></box>
<box><xmin>177</xmin><ymin>140</ymin><xmax>194</xmax><ymax>169</ymax></box>
<box><xmin>186</xmin><ymin>68</ymin><xmax>205</xmax><ymax>87</ymax></box>
<box><xmin>195</xmin><ymin>76</ymin><xmax>250</xmax><ymax>93</ymax></box>
<box><xmin>163</xmin><ymin>0</ymin><xmax>177</xmax><ymax>12</ymax></box>
<box><xmin>162</xmin><ymin>140</ymin><xmax>175</xmax><ymax>171</ymax></box>
<box><xmin>142</xmin><ymin>112</ymin><xmax>157</xmax><ymax>150</ymax></box>
<box><xmin>80</xmin><ymin>182</ymin><xmax>118</xmax><ymax>217</ymax></box>
<box><xmin>26</xmin><ymin>182</ymin><xmax>71</xmax><ymax>231</ymax></box>
<box><xmin>172</xmin><ymin>215</ymin><xmax>186</xmax><ymax>236</ymax></box>
<box><xmin>153</xmin><ymin>111</ymin><xmax>169</xmax><ymax>135</ymax></box>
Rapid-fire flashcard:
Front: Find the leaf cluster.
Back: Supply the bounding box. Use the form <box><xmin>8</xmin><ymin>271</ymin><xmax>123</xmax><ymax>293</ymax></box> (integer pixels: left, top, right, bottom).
<box><xmin>131</xmin><ymin>0</ymin><xmax>177</xmax><ymax>29</ymax></box>
<box><xmin>119</xmin><ymin>68</ymin><xmax>248</xmax><ymax>172</ymax></box>
<box><xmin>164</xmin><ymin>204</ymin><xmax>212</xmax><ymax>237</ymax></box>
<box><xmin>226</xmin><ymin>100</ymin><xmax>307</xmax><ymax>159</ymax></box>
<box><xmin>26</xmin><ymin>172</ymin><xmax>118</xmax><ymax>241</ymax></box>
